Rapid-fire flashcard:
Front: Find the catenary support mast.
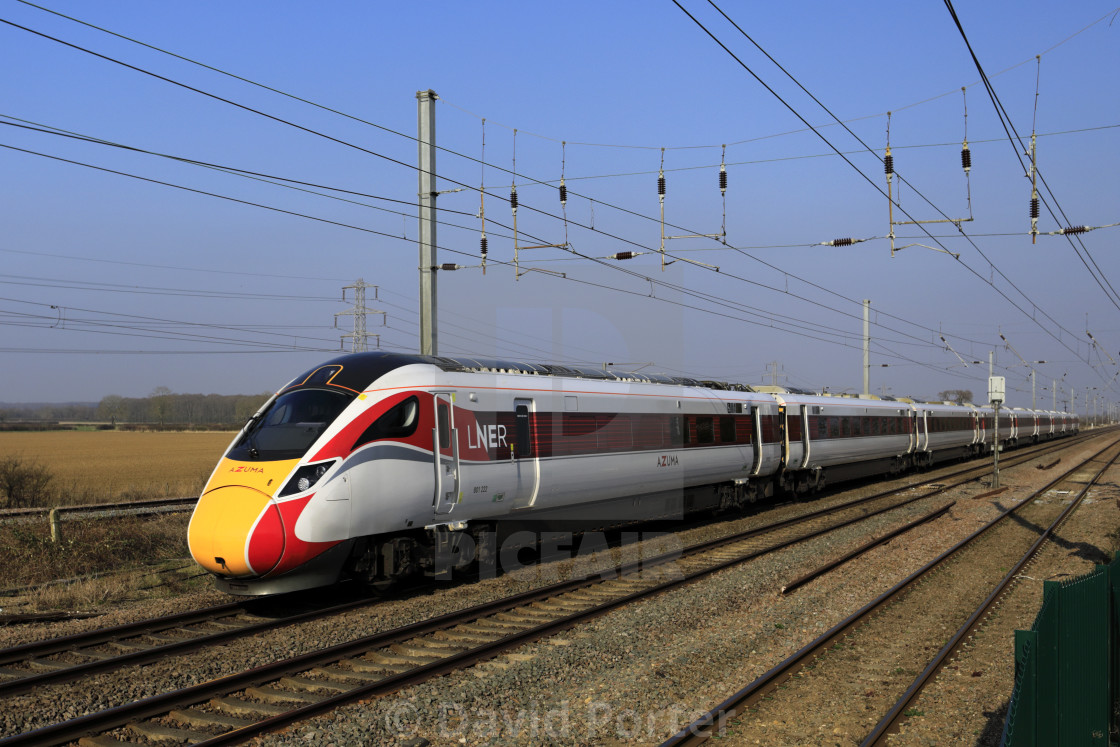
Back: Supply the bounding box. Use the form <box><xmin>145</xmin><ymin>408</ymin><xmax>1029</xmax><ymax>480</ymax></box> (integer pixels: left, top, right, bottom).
<box><xmin>862</xmin><ymin>299</ymin><xmax>870</xmax><ymax>396</ymax></box>
<box><xmin>417</xmin><ymin>89</ymin><xmax>438</xmax><ymax>355</ymax></box>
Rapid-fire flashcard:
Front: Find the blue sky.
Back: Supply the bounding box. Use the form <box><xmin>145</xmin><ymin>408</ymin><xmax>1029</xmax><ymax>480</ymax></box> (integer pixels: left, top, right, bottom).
<box><xmin>2</xmin><ymin>1</ymin><xmax>1118</xmax><ymax>412</ymax></box>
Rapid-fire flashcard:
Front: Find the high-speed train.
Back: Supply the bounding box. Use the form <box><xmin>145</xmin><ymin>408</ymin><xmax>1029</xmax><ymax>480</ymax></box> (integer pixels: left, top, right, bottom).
<box><xmin>187</xmin><ymin>352</ymin><xmax>1078</xmax><ymax>595</ymax></box>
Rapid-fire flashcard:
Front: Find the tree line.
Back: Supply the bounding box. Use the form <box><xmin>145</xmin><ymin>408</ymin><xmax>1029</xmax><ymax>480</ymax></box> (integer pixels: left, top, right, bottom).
<box><xmin>0</xmin><ymin>388</ymin><xmax>271</xmax><ymax>428</ymax></box>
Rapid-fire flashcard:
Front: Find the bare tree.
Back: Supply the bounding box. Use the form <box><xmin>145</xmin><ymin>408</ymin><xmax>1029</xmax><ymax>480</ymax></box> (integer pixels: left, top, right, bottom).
<box><xmin>98</xmin><ymin>394</ymin><xmax>126</xmax><ymax>426</ymax></box>
<box><xmin>0</xmin><ymin>456</ymin><xmax>53</xmax><ymax>508</ymax></box>
<box><xmin>150</xmin><ymin>386</ymin><xmax>172</xmax><ymax>426</ymax></box>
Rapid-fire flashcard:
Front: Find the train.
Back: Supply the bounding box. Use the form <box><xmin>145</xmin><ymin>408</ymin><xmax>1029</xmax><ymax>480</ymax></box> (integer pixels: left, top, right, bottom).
<box><xmin>187</xmin><ymin>352</ymin><xmax>1079</xmax><ymax>595</ymax></box>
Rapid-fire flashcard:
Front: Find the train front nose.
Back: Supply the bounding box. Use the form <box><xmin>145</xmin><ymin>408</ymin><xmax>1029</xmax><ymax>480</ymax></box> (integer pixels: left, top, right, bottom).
<box><xmin>188</xmin><ymin>485</ymin><xmax>286</xmax><ymax>576</ymax></box>
<box><xmin>188</xmin><ymin>457</ymin><xmax>301</xmax><ymax>577</ymax></box>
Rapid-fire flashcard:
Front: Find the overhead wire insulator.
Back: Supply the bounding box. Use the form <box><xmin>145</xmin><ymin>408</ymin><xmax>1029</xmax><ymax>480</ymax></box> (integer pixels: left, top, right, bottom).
<box><xmin>480</xmin><ymin>235</ymin><xmax>488</xmax><ymax>256</ymax></box>
<box><xmin>559</xmin><ymin>178</ymin><xmax>567</xmax><ymax>207</ymax></box>
<box><xmin>1029</xmin><ymin>195</ymin><xmax>1040</xmax><ymax>219</ymax></box>
<box><xmin>658</xmin><ymin>171</ymin><xmax>666</xmax><ymax>198</ymax></box>
<box><xmin>719</xmin><ymin>164</ymin><xmax>728</xmax><ymax>195</ymax></box>
<box><xmin>613</xmin><ymin>251</ymin><xmax>635</xmax><ymax>260</ymax></box>
<box><xmin>440</xmin><ymin>263</ymin><xmax>459</xmax><ymax>271</ymax></box>
<box><xmin>884</xmin><ymin>149</ymin><xmax>894</xmax><ymax>177</ymax></box>
<box><xmin>510</xmin><ymin>186</ymin><xmax>518</xmax><ymax>212</ymax></box>
<box><xmin>961</xmin><ymin>142</ymin><xmax>971</xmax><ymax>172</ymax></box>
<box><xmin>829</xmin><ymin>237</ymin><xmax>855</xmax><ymax>247</ymax></box>
<box><xmin>1061</xmin><ymin>225</ymin><xmax>1088</xmax><ymax>235</ymax></box>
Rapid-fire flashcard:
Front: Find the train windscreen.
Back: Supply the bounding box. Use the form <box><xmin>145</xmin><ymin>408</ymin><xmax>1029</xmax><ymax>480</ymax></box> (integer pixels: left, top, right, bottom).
<box><xmin>228</xmin><ymin>388</ymin><xmax>355</xmax><ymax>461</ymax></box>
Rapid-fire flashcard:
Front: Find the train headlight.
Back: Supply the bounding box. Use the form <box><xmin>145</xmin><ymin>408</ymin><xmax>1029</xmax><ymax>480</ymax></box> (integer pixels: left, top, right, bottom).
<box><xmin>279</xmin><ymin>460</ymin><xmax>336</xmax><ymax>497</ymax></box>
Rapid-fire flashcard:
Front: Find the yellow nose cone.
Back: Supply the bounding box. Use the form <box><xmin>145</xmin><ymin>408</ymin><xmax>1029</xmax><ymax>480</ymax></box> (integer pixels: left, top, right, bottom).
<box><xmin>188</xmin><ymin>485</ymin><xmax>283</xmax><ymax>576</ymax></box>
<box><xmin>189</xmin><ymin>457</ymin><xmax>300</xmax><ymax>576</ymax></box>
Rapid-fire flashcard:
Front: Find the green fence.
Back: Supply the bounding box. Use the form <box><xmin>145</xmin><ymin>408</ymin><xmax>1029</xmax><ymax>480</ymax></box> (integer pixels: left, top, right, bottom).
<box><xmin>1001</xmin><ymin>553</ymin><xmax>1118</xmax><ymax>746</ymax></box>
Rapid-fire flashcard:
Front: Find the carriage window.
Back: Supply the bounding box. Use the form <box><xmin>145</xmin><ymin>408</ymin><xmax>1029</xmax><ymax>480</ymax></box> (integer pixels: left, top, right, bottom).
<box><xmin>437</xmin><ymin>403</ymin><xmax>451</xmax><ymax>449</ymax></box>
<box><xmin>720</xmin><ymin>416</ymin><xmax>736</xmax><ymax>443</ymax></box>
<box><xmin>515</xmin><ymin>404</ymin><xmax>531</xmax><ymax>457</ymax></box>
<box><xmin>670</xmin><ymin>415</ymin><xmax>684</xmax><ymax>446</ymax></box>
<box><xmin>696</xmin><ymin>417</ymin><xmax>714</xmax><ymax>444</ymax></box>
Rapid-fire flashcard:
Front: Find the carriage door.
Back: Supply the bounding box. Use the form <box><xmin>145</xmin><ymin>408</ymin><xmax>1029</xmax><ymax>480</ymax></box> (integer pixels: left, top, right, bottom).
<box><xmin>750</xmin><ymin>406</ymin><xmax>765</xmax><ymax>475</ymax></box>
<box><xmin>799</xmin><ymin>404</ymin><xmax>811</xmax><ymax>468</ymax></box>
<box><xmin>917</xmin><ymin>410</ymin><xmax>929</xmax><ymax>451</ymax></box>
<box><xmin>433</xmin><ymin>392</ymin><xmax>460</xmax><ymax>515</ymax></box>
<box><xmin>511</xmin><ymin>398</ymin><xmax>540</xmax><ymax>510</ymax></box>
<box><xmin>777</xmin><ymin>404</ymin><xmax>789</xmax><ymax>470</ymax></box>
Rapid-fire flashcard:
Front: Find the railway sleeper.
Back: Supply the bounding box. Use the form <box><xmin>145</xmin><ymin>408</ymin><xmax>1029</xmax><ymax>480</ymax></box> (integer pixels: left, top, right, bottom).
<box><xmin>144</xmin><ymin>632</ymin><xmax>197</xmax><ymax>645</ymax></box>
<box><xmin>310</xmin><ymin>664</ymin><xmax>384</xmax><ymax>682</ymax></box>
<box><xmin>432</xmin><ymin>629</ymin><xmax>500</xmax><ymax>644</ymax></box>
<box><xmin>130</xmin><ymin>721</ymin><xmax>214</xmax><ymax>744</ymax></box>
<box><xmin>25</xmin><ymin>658</ymin><xmax>68</xmax><ymax>671</ymax></box>
<box><xmin>202</xmin><ymin>618</ymin><xmax>250</xmax><ymax>631</ymax></box>
<box><xmin>344</xmin><ymin>658</ymin><xmax>410</xmax><ymax>675</ymax></box>
<box><xmin>169</xmin><ymin>707</ymin><xmax>254</xmax><ymax>730</ymax></box>
<box><xmin>78</xmin><ymin>735</ymin><xmax>133</xmax><ymax>746</ymax></box>
<box><xmin>456</xmin><ymin>622</ymin><xmax>526</xmax><ymax>636</ymax></box>
<box><xmin>389</xmin><ymin>641</ymin><xmax>456</xmax><ymax>659</ymax></box>
<box><xmin>74</xmin><ymin>647</ymin><xmax>128</xmax><ymax>661</ymax></box>
<box><xmin>485</xmin><ymin>613</ymin><xmax>540</xmax><ymax>628</ymax></box>
<box><xmin>490</xmin><ymin>610</ymin><xmax>557</xmax><ymax>625</ymax></box>
<box><xmin>400</xmin><ymin>636</ymin><xmax>470</xmax><ymax>654</ymax></box>
<box><xmin>364</xmin><ymin>649</ymin><xmax>439</xmax><ymax>667</ymax></box>
<box><xmin>560</xmin><ymin>591</ymin><xmax>619</xmax><ymax>604</ymax></box>
<box><xmin>245</xmin><ymin>685</ymin><xmax>323</xmax><ymax>704</ymax></box>
<box><xmin>210</xmin><ymin>695</ymin><xmax>288</xmax><ymax>716</ymax></box>
<box><xmin>565</xmin><ymin>583</ymin><xmax>632</xmax><ymax>596</ymax></box>
<box><xmin>392</xmin><ymin>639</ymin><xmax>466</xmax><ymax>656</ymax></box>
<box><xmin>532</xmin><ymin>597</ymin><xmax>594</xmax><ymax>611</ymax></box>
<box><xmin>278</xmin><ymin>675</ymin><xmax>351</xmax><ymax>693</ymax></box>
<box><xmin>520</xmin><ymin>604</ymin><xmax>576</xmax><ymax>618</ymax></box>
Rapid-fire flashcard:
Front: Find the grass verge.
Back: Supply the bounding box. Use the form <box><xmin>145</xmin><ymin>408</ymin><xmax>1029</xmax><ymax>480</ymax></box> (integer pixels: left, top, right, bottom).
<box><xmin>0</xmin><ymin>513</ymin><xmax>207</xmax><ymax>611</ymax></box>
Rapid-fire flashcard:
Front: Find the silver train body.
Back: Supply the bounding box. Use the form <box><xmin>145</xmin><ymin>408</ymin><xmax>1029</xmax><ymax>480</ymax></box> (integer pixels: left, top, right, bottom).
<box><xmin>187</xmin><ymin>353</ymin><xmax>1078</xmax><ymax>595</ymax></box>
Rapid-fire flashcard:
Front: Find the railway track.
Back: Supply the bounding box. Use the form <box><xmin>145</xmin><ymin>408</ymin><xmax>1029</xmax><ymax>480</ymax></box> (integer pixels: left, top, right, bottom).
<box><xmin>0</xmin><ymin>434</ymin><xmax>1094</xmax><ymax>745</ymax></box>
<box><xmin>0</xmin><ymin>433</ymin><xmax>1081</xmax><ymax>697</ymax></box>
<box><xmin>662</xmin><ymin>433</ymin><xmax>1120</xmax><ymax>746</ymax></box>
<box><xmin>0</xmin><ymin>497</ymin><xmax>196</xmax><ymax>525</ymax></box>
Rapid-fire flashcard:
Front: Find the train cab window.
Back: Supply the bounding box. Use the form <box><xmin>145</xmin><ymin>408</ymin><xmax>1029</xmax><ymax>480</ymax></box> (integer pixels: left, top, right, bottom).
<box><xmin>228</xmin><ymin>388</ymin><xmax>355</xmax><ymax>461</ymax></box>
<box><xmin>437</xmin><ymin>403</ymin><xmax>451</xmax><ymax>449</ymax></box>
<box><xmin>515</xmin><ymin>404</ymin><xmax>532</xmax><ymax>457</ymax></box>
<box><xmin>720</xmin><ymin>416</ymin><xmax>736</xmax><ymax>443</ymax></box>
<box><xmin>352</xmin><ymin>396</ymin><xmax>420</xmax><ymax>451</ymax></box>
<box><xmin>696</xmin><ymin>417</ymin><xmax>714</xmax><ymax>444</ymax></box>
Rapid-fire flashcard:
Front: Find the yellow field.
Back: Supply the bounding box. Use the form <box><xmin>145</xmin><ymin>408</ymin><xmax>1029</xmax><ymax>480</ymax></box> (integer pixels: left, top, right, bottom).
<box><xmin>0</xmin><ymin>430</ymin><xmax>236</xmax><ymax>503</ymax></box>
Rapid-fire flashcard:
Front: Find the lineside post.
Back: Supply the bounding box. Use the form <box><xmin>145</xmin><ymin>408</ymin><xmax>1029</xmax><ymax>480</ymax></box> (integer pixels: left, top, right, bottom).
<box><xmin>417</xmin><ymin>89</ymin><xmax>438</xmax><ymax>355</ymax></box>
<box><xmin>989</xmin><ymin>376</ymin><xmax>1005</xmax><ymax>489</ymax></box>
<box><xmin>49</xmin><ymin>507</ymin><xmax>62</xmax><ymax>543</ymax></box>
